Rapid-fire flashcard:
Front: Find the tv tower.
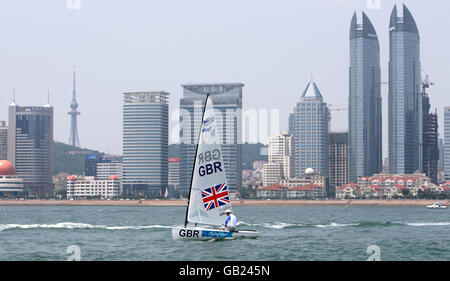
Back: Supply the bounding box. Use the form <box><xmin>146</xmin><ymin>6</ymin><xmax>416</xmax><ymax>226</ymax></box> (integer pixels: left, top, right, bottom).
<box><xmin>68</xmin><ymin>66</ymin><xmax>80</xmax><ymax>147</ymax></box>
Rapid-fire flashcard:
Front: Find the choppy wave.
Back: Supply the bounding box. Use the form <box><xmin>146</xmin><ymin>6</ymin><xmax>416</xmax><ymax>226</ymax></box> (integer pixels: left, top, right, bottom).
<box><xmin>2</xmin><ymin>220</ymin><xmax>449</xmax><ymax>232</ymax></box>
<box><xmin>0</xmin><ymin>222</ymin><xmax>173</xmax><ymax>231</ymax></box>
<box><xmin>240</xmin><ymin>221</ymin><xmax>450</xmax><ymax>229</ymax></box>
<box><xmin>262</xmin><ymin>222</ymin><xmax>302</xmax><ymax>229</ymax></box>
<box><xmin>237</xmin><ymin>221</ymin><xmax>302</xmax><ymax>229</ymax></box>
<box><xmin>357</xmin><ymin>221</ymin><xmax>450</xmax><ymax>227</ymax></box>
<box><xmin>316</xmin><ymin>222</ymin><xmax>359</xmax><ymax>228</ymax></box>
<box><xmin>404</xmin><ymin>222</ymin><xmax>450</xmax><ymax>227</ymax></box>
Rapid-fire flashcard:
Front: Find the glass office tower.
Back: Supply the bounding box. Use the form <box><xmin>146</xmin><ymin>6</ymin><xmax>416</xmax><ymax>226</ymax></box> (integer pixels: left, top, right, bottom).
<box><xmin>349</xmin><ymin>12</ymin><xmax>382</xmax><ymax>182</ymax></box>
<box><xmin>179</xmin><ymin>83</ymin><xmax>243</xmax><ymax>197</ymax></box>
<box><xmin>289</xmin><ymin>80</ymin><xmax>329</xmax><ymax>178</ymax></box>
<box><xmin>122</xmin><ymin>92</ymin><xmax>169</xmax><ymax>197</ymax></box>
<box><xmin>8</xmin><ymin>102</ymin><xmax>53</xmax><ymax>195</ymax></box>
<box><xmin>388</xmin><ymin>4</ymin><xmax>422</xmax><ymax>174</ymax></box>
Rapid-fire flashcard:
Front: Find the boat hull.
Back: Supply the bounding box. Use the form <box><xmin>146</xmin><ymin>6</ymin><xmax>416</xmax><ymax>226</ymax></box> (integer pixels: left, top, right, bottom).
<box><xmin>172</xmin><ymin>227</ymin><xmax>259</xmax><ymax>240</ymax></box>
<box><xmin>427</xmin><ymin>205</ymin><xmax>447</xmax><ymax>209</ymax></box>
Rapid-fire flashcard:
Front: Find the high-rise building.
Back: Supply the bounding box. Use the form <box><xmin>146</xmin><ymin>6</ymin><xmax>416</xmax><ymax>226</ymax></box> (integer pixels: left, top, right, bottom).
<box><xmin>68</xmin><ymin>67</ymin><xmax>81</xmax><ymax>147</ymax></box>
<box><xmin>329</xmin><ymin>132</ymin><xmax>349</xmax><ymax>194</ymax></box>
<box><xmin>262</xmin><ymin>162</ymin><xmax>282</xmax><ymax>187</ymax></box>
<box><xmin>179</xmin><ymin>83</ymin><xmax>243</xmax><ymax>196</ymax></box>
<box><xmin>168</xmin><ymin>157</ymin><xmax>180</xmax><ymax>186</ymax></box>
<box><xmin>444</xmin><ymin>107</ymin><xmax>450</xmax><ymax>182</ymax></box>
<box><xmin>388</xmin><ymin>4</ymin><xmax>422</xmax><ymax>174</ymax></box>
<box><xmin>348</xmin><ymin>12</ymin><xmax>382</xmax><ymax>182</ymax></box>
<box><xmin>421</xmin><ymin>77</ymin><xmax>439</xmax><ymax>183</ymax></box>
<box><xmin>84</xmin><ymin>154</ymin><xmax>123</xmax><ymax>180</ymax></box>
<box><xmin>84</xmin><ymin>154</ymin><xmax>99</xmax><ymax>177</ymax></box>
<box><xmin>262</xmin><ymin>132</ymin><xmax>294</xmax><ymax>187</ymax></box>
<box><xmin>122</xmin><ymin>91</ymin><xmax>169</xmax><ymax>196</ymax></box>
<box><xmin>267</xmin><ymin>131</ymin><xmax>294</xmax><ymax>179</ymax></box>
<box><xmin>96</xmin><ymin>156</ymin><xmax>123</xmax><ymax>180</ymax></box>
<box><xmin>168</xmin><ymin>157</ymin><xmax>180</xmax><ymax>198</ymax></box>
<box><xmin>289</xmin><ymin>80</ymin><xmax>329</xmax><ymax>178</ymax></box>
<box><xmin>438</xmin><ymin>138</ymin><xmax>444</xmax><ymax>171</ymax></box>
<box><xmin>0</xmin><ymin>121</ymin><xmax>7</xmax><ymax>160</ymax></box>
<box><xmin>8</xmin><ymin>102</ymin><xmax>54</xmax><ymax>195</ymax></box>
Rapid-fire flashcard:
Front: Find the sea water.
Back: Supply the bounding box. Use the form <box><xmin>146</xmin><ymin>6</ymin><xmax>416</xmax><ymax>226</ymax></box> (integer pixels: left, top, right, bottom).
<box><xmin>0</xmin><ymin>205</ymin><xmax>449</xmax><ymax>261</ymax></box>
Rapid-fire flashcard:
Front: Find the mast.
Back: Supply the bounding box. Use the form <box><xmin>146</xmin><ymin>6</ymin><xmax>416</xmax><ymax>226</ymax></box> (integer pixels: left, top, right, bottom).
<box><xmin>184</xmin><ymin>93</ymin><xmax>211</xmax><ymax>227</ymax></box>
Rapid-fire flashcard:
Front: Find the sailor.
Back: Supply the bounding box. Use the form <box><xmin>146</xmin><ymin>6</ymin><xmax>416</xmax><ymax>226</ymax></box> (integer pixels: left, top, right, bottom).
<box><xmin>221</xmin><ymin>209</ymin><xmax>237</xmax><ymax>232</ymax></box>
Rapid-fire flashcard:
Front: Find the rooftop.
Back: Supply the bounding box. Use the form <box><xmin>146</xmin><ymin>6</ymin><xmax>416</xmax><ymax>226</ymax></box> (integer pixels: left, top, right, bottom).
<box><xmin>301</xmin><ymin>80</ymin><xmax>323</xmax><ymax>100</ymax></box>
<box><xmin>123</xmin><ymin>91</ymin><xmax>169</xmax><ymax>104</ymax></box>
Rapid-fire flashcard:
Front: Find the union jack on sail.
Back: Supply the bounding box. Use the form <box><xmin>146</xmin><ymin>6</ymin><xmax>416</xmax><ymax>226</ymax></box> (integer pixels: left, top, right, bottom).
<box><xmin>201</xmin><ymin>183</ymin><xmax>230</xmax><ymax>211</ymax></box>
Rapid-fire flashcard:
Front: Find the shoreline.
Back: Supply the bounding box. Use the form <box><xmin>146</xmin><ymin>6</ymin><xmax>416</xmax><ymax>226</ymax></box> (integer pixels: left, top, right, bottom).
<box><xmin>0</xmin><ymin>199</ymin><xmax>448</xmax><ymax>207</ymax></box>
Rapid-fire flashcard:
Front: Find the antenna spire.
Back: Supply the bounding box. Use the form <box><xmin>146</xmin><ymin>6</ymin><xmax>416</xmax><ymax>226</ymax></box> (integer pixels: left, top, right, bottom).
<box><xmin>73</xmin><ymin>65</ymin><xmax>77</xmax><ymax>100</ymax></box>
<box><xmin>68</xmin><ymin>65</ymin><xmax>81</xmax><ymax>147</ymax></box>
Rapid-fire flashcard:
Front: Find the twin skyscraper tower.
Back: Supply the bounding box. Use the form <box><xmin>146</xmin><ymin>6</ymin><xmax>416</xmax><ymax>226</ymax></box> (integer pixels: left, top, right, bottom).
<box><xmin>349</xmin><ymin>4</ymin><xmax>423</xmax><ymax>182</ymax></box>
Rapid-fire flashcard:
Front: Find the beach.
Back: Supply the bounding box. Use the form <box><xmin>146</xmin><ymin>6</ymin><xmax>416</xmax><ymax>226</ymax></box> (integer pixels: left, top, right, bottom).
<box><xmin>0</xmin><ymin>199</ymin><xmax>447</xmax><ymax>206</ymax></box>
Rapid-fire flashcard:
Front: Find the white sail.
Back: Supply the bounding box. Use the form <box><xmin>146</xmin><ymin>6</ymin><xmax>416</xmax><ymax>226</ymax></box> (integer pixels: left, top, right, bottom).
<box><xmin>186</xmin><ymin>95</ymin><xmax>232</xmax><ymax>227</ymax></box>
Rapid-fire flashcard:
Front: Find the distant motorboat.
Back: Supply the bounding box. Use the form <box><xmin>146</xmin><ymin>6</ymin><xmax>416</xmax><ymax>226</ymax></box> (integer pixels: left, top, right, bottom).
<box><xmin>426</xmin><ymin>202</ymin><xmax>447</xmax><ymax>209</ymax></box>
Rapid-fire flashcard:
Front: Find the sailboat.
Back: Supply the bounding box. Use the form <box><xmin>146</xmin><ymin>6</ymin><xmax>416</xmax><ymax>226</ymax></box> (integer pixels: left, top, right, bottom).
<box><xmin>172</xmin><ymin>94</ymin><xmax>259</xmax><ymax>240</ymax></box>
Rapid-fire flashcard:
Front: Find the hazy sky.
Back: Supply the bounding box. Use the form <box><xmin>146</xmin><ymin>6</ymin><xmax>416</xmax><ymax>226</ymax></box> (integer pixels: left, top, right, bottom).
<box><xmin>0</xmin><ymin>0</ymin><xmax>449</xmax><ymax>156</ymax></box>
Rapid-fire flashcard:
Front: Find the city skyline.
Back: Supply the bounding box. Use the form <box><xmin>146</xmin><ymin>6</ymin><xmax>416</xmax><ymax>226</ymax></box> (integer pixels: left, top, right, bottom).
<box><xmin>2</xmin><ymin>1</ymin><xmax>450</xmax><ymax>265</ymax></box>
<box><xmin>0</xmin><ymin>1</ymin><xmax>449</xmax><ymax>156</ymax></box>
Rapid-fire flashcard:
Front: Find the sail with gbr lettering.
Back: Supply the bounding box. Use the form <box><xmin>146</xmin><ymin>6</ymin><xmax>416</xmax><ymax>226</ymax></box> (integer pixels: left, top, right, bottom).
<box><xmin>185</xmin><ymin>94</ymin><xmax>232</xmax><ymax>227</ymax></box>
